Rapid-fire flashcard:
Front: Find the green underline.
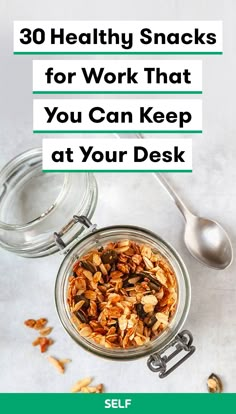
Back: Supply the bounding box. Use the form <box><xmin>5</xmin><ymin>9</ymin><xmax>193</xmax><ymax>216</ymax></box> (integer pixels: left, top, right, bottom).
<box><xmin>14</xmin><ymin>51</ymin><xmax>222</xmax><ymax>55</ymax></box>
<box><xmin>42</xmin><ymin>169</ymin><xmax>192</xmax><ymax>173</ymax></box>
<box><xmin>34</xmin><ymin>130</ymin><xmax>202</xmax><ymax>134</ymax></box>
<box><xmin>33</xmin><ymin>91</ymin><xmax>202</xmax><ymax>95</ymax></box>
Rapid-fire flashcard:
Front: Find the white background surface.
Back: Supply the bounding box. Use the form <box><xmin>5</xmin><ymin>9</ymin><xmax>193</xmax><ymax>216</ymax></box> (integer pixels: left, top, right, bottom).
<box><xmin>0</xmin><ymin>0</ymin><xmax>236</xmax><ymax>393</ymax></box>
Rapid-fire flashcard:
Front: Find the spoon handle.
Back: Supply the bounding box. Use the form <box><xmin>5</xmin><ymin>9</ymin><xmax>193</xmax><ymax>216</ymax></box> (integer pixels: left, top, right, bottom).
<box><xmin>152</xmin><ymin>173</ymin><xmax>192</xmax><ymax>221</ymax></box>
<box><xmin>134</xmin><ymin>133</ymin><xmax>193</xmax><ymax>221</ymax></box>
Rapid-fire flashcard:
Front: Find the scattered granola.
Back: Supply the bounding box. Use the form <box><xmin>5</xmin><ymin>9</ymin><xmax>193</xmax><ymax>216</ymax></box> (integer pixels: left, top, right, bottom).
<box><xmin>67</xmin><ymin>239</ymin><xmax>177</xmax><ymax>349</ymax></box>
<box><xmin>47</xmin><ymin>356</ymin><xmax>71</xmax><ymax>374</ymax></box>
<box><xmin>207</xmin><ymin>373</ymin><xmax>223</xmax><ymax>393</ymax></box>
<box><xmin>32</xmin><ymin>336</ymin><xmax>54</xmax><ymax>353</ymax></box>
<box><xmin>24</xmin><ymin>318</ymin><xmax>48</xmax><ymax>330</ymax></box>
<box><xmin>39</xmin><ymin>327</ymin><xmax>53</xmax><ymax>336</ymax></box>
<box><xmin>71</xmin><ymin>377</ymin><xmax>104</xmax><ymax>393</ymax></box>
<box><xmin>71</xmin><ymin>377</ymin><xmax>92</xmax><ymax>393</ymax></box>
<box><xmin>48</xmin><ymin>356</ymin><xmax>65</xmax><ymax>373</ymax></box>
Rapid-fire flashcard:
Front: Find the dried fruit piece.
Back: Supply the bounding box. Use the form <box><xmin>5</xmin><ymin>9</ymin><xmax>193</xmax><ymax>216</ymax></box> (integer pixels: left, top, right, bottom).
<box><xmin>207</xmin><ymin>373</ymin><xmax>223</xmax><ymax>393</ymax></box>
<box><xmin>24</xmin><ymin>319</ymin><xmax>36</xmax><ymax>328</ymax></box>
<box><xmin>71</xmin><ymin>377</ymin><xmax>92</xmax><ymax>393</ymax></box>
<box><xmin>96</xmin><ymin>383</ymin><xmax>104</xmax><ymax>393</ymax></box>
<box><xmin>32</xmin><ymin>337</ymin><xmax>53</xmax><ymax>353</ymax></box>
<box><xmin>24</xmin><ymin>318</ymin><xmax>47</xmax><ymax>330</ymax></box>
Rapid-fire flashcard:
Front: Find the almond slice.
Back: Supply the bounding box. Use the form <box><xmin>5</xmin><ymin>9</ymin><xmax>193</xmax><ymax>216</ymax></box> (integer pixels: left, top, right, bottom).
<box><xmin>39</xmin><ymin>326</ymin><xmax>53</xmax><ymax>336</ymax></box>
<box><xmin>48</xmin><ymin>356</ymin><xmax>64</xmax><ymax>374</ymax></box>
<box><xmin>71</xmin><ymin>377</ymin><xmax>92</xmax><ymax>393</ymax></box>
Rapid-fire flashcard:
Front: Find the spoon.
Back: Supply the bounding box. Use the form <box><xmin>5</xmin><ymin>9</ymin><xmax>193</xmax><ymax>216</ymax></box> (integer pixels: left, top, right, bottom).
<box><xmin>115</xmin><ymin>132</ymin><xmax>233</xmax><ymax>269</ymax></box>
<box><xmin>153</xmin><ymin>173</ymin><xmax>233</xmax><ymax>269</ymax></box>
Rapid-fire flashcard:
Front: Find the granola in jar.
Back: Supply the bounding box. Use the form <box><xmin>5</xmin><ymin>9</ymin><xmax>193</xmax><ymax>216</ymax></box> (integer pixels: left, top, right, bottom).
<box><xmin>67</xmin><ymin>239</ymin><xmax>177</xmax><ymax>349</ymax></box>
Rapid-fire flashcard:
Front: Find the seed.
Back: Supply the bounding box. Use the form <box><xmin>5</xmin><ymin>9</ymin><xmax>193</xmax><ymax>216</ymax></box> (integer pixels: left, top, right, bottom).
<box><xmin>101</xmin><ymin>250</ymin><xmax>118</xmax><ymax>265</ymax></box>
<box><xmin>207</xmin><ymin>374</ymin><xmax>223</xmax><ymax>393</ymax></box>
<box><xmin>135</xmin><ymin>303</ymin><xmax>147</xmax><ymax>319</ymax></box>
<box><xmin>145</xmin><ymin>315</ymin><xmax>157</xmax><ymax>328</ymax></box>
<box><xmin>74</xmin><ymin>295</ymin><xmax>90</xmax><ymax>310</ymax></box>
<box><xmin>75</xmin><ymin>310</ymin><xmax>88</xmax><ymax>324</ymax></box>
<box><xmin>81</xmin><ymin>261</ymin><xmax>97</xmax><ymax>274</ymax></box>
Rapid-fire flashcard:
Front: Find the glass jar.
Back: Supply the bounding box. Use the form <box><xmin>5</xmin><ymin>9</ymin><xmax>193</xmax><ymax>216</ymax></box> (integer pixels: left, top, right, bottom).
<box><xmin>0</xmin><ymin>148</ymin><xmax>195</xmax><ymax>378</ymax></box>
<box><xmin>0</xmin><ymin>148</ymin><xmax>97</xmax><ymax>257</ymax></box>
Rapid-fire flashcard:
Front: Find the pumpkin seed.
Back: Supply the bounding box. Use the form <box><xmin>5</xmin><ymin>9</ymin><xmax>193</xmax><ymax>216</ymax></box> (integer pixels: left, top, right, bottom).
<box><xmin>146</xmin><ymin>315</ymin><xmax>157</xmax><ymax>328</ymax></box>
<box><xmin>81</xmin><ymin>261</ymin><xmax>97</xmax><ymax>274</ymax></box>
<box><xmin>75</xmin><ymin>310</ymin><xmax>89</xmax><ymax>324</ymax></box>
<box><xmin>74</xmin><ymin>294</ymin><xmax>90</xmax><ymax>310</ymax></box>
<box><xmin>128</xmin><ymin>276</ymin><xmax>141</xmax><ymax>285</ymax></box>
<box><xmin>101</xmin><ymin>250</ymin><xmax>118</xmax><ymax>265</ymax></box>
<box><xmin>135</xmin><ymin>303</ymin><xmax>147</xmax><ymax>319</ymax></box>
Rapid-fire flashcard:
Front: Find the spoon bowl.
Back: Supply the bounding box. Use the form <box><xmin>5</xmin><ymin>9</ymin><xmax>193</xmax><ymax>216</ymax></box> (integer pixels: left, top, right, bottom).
<box><xmin>184</xmin><ymin>215</ymin><xmax>233</xmax><ymax>269</ymax></box>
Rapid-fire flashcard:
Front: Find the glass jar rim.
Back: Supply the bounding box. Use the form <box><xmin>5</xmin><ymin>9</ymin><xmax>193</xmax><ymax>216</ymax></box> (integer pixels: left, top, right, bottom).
<box><xmin>0</xmin><ymin>148</ymin><xmax>69</xmax><ymax>231</ymax></box>
<box><xmin>55</xmin><ymin>224</ymin><xmax>191</xmax><ymax>360</ymax></box>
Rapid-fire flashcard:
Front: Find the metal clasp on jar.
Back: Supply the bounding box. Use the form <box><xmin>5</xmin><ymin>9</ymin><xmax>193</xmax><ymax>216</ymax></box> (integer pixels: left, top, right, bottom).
<box><xmin>54</xmin><ymin>215</ymin><xmax>97</xmax><ymax>254</ymax></box>
<box><xmin>147</xmin><ymin>330</ymin><xmax>195</xmax><ymax>378</ymax></box>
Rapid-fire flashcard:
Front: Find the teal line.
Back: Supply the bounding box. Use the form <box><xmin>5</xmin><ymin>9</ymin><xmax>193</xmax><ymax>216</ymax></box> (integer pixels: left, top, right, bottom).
<box><xmin>14</xmin><ymin>51</ymin><xmax>222</xmax><ymax>55</ymax></box>
<box><xmin>33</xmin><ymin>91</ymin><xmax>202</xmax><ymax>95</ymax></box>
<box><xmin>42</xmin><ymin>169</ymin><xmax>192</xmax><ymax>173</ymax></box>
<box><xmin>34</xmin><ymin>130</ymin><xmax>202</xmax><ymax>134</ymax></box>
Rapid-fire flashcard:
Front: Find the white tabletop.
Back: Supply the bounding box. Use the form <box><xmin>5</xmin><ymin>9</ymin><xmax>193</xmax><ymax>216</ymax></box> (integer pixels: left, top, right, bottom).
<box><xmin>0</xmin><ymin>0</ymin><xmax>235</xmax><ymax>393</ymax></box>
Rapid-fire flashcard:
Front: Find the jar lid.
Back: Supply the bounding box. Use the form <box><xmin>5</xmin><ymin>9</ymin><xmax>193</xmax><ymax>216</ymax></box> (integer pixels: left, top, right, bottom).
<box><xmin>0</xmin><ymin>148</ymin><xmax>98</xmax><ymax>257</ymax></box>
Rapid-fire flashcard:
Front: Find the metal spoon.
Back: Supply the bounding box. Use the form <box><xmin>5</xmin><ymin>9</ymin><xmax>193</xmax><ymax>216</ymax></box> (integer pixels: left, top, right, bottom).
<box><xmin>115</xmin><ymin>132</ymin><xmax>233</xmax><ymax>269</ymax></box>
<box><xmin>154</xmin><ymin>173</ymin><xmax>233</xmax><ymax>269</ymax></box>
